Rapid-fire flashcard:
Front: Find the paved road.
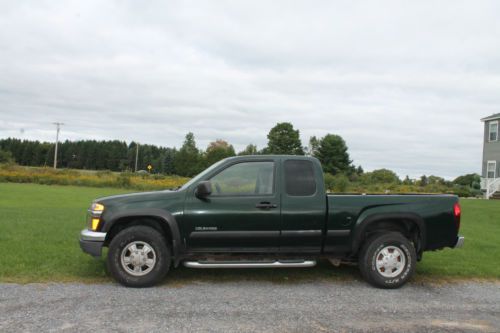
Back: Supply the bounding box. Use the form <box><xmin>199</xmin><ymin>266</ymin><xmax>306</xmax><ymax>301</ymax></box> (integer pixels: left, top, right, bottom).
<box><xmin>0</xmin><ymin>281</ymin><xmax>499</xmax><ymax>333</ymax></box>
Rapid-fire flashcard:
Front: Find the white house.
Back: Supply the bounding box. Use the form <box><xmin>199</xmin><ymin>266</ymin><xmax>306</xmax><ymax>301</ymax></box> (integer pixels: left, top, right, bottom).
<box><xmin>481</xmin><ymin>113</ymin><xmax>500</xmax><ymax>199</ymax></box>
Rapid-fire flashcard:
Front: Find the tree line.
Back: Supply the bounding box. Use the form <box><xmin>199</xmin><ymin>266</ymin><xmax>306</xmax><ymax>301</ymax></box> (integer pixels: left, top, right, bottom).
<box><xmin>0</xmin><ymin>122</ymin><xmax>357</xmax><ymax>176</ymax></box>
<box><xmin>0</xmin><ymin>122</ymin><xmax>481</xmax><ymax>192</ymax></box>
<box><xmin>0</xmin><ymin>138</ymin><xmax>176</xmax><ymax>174</ymax></box>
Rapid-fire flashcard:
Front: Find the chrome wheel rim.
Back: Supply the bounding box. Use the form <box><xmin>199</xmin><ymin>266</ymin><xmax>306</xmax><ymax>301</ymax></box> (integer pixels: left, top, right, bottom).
<box><xmin>375</xmin><ymin>246</ymin><xmax>406</xmax><ymax>278</ymax></box>
<box><xmin>120</xmin><ymin>241</ymin><xmax>156</xmax><ymax>276</ymax></box>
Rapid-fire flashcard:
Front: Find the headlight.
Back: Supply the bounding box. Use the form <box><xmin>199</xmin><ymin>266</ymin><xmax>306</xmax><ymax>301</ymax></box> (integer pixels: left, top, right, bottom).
<box><xmin>87</xmin><ymin>202</ymin><xmax>105</xmax><ymax>231</ymax></box>
<box><xmin>90</xmin><ymin>202</ymin><xmax>105</xmax><ymax>215</ymax></box>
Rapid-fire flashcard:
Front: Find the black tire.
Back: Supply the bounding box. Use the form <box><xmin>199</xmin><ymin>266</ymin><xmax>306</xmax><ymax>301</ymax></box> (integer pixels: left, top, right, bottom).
<box><xmin>107</xmin><ymin>225</ymin><xmax>171</xmax><ymax>288</ymax></box>
<box><xmin>358</xmin><ymin>232</ymin><xmax>416</xmax><ymax>289</ymax></box>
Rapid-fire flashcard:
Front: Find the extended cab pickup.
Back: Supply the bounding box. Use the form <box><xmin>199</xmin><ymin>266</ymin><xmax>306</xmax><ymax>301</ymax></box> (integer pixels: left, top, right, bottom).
<box><xmin>80</xmin><ymin>155</ymin><xmax>464</xmax><ymax>288</ymax></box>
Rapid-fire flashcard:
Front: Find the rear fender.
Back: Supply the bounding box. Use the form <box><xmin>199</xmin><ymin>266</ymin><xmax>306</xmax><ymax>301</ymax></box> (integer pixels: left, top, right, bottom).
<box><xmin>352</xmin><ymin>211</ymin><xmax>426</xmax><ymax>254</ymax></box>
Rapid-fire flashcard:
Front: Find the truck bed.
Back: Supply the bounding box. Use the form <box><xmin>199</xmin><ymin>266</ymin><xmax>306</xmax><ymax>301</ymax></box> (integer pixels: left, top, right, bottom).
<box><xmin>325</xmin><ymin>194</ymin><xmax>459</xmax><ymax>254</ymax></box>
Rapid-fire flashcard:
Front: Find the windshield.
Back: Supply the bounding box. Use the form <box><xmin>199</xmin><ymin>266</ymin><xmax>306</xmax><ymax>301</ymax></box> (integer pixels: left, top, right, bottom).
<box><xmin>178</xmin><ymin>159</ymin><xmax>227</xmax><ymax>191</ymax></box>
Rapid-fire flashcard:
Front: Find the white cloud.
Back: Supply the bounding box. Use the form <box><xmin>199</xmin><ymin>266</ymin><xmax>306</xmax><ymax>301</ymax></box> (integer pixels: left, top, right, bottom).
<box><xmin>1</xmin><ymin>0</ymin><xmax>499</xmax><ymax>178</ymax></box>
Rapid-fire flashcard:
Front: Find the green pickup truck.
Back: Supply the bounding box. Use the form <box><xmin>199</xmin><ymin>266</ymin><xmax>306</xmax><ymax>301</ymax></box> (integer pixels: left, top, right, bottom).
<box><xmin>80</xmin><ymin>155</ymin><xmax>464</xmax><ymax>288</ymax></box>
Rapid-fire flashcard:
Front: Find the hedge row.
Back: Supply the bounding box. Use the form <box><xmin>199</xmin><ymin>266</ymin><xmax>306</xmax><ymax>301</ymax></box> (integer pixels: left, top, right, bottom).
<box><xmin>0</xmin><ymin>164</ymin><xmax>479</xmax><ymax>197</ymax></box>
<box><xmin>0</xmin><ymin>164</ymin><xmax>188</xmax><ymax>191</ymax></box>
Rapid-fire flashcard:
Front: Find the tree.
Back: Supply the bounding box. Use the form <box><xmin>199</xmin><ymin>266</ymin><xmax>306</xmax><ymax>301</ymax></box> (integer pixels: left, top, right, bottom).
<box><xmin>238</xmin><ymin>144</ymin><xmax>258</xmax><ymax>156</ymax></box>
<box><xmin>314</xmin><ymin>134</ymin><xmax>352</xmax><ymax>175</ymax></box>
<box><xmin>174</xmin><ymin>133</ymin><xmax>202</xmax><ymax>177</ymax></box>
<box><xmin>419</xmin><ymin>175</ymin><xmax>428</xmax><ymax>187</ymax></box>
<box><xmin>204</xmin><ymin>139</ymin><xmax>235</xmax><ymax>166</ymax></box>
<box><xmin>403</xmin><ymin>175</ymin><xmax>413</xmax><ymax>185</ymax></box>
<box><xmin>0</xmin><ymin>149</ymin><xmax>14</xmax><ymax>163</ymax></box>
<box><xmin>362</xmin><ymin>169</ymin><xmax>401</xmax><ymax>184</ymax></box>
<box><xmin>20</xmin><ymin>141</ymin><xmax>35</xmax><ymax>165</ymax></box>
<box><xmin>265</xmin><ymin>122</ymin><xmax>304</xmax><ymax>155</ymax></box>
<box><xmin>428</xmin><ymin>175</ymin><xmax>447</xmax><ymax>186</ymax></box>
<box><xmin>307</xmin><ymin>136</ymin><xmax>320</xmax><ymax>156</ymax></box>
<box><xmin>162</xmin><ymin>148</ymin><xmax>177</xmax><ymax>174</ymax></box>
<box><xmin>453</xmin><ymin>173</ymin><xmax>481</xmax><ymax>188</ymax></box>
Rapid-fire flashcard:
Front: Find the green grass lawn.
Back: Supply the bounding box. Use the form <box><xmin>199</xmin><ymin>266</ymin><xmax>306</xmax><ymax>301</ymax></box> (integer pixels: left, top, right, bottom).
<box><xmin>0</xmin><ymin>182</ymin><xmax>499</xmax><ymax>284</ymax></box>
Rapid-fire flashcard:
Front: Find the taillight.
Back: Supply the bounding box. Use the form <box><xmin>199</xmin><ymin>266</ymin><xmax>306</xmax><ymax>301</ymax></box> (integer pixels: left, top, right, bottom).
<box><xmin>453</xmin><ymin>203</ymin><xmax>461</xmax><ymax>231</ymax></box>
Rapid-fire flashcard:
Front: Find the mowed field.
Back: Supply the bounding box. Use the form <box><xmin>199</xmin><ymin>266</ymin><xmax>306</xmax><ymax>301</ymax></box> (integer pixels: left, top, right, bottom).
<box><xmin>0</xmin><ymin>182</ymin><xmax>499</xmax><ymax>284</ymax></box>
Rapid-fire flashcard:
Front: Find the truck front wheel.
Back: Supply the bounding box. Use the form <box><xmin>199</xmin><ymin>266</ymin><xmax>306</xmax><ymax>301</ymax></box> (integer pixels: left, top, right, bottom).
<box><xmin>358</xmin><ymin>232</ymin><xmax>416</xmax><ymax>289</ymax></box>
<box><xmin>107</xmin><ymin>225</ymin><xmax>171</xmax><ymax>287</ymax></box>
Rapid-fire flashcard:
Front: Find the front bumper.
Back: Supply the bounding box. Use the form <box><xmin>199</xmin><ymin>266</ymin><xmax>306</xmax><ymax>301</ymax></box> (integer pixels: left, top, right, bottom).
<box><xmin>454</xmin><ymin>236</ymin><xmax>465</xmax><ymax>248</ymax></box>
<box><xmin>79</xmin><ymin>229</ymin><xmax>106</xmax><ymax>257</ymax></box>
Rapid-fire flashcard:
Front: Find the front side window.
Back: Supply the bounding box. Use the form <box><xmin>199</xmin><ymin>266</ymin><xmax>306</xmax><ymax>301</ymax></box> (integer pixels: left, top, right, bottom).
<box><xmin>487</xmin><ymin>161</ymin><xmax>496</xmax><ymax>179</ymax></box>
<box><xmin>284</xmin><ymin>160</ymin><xmax>317</xmax><ymax>196</ymax></box>
<box><xmin>489</xmin><ymin>122</ymin><xmax>498</xmax><ymax>142</ymax></box>
<box><xmin>210</xmin><ymin>161</ymin><xmax>274</xmax><ymax>196</ymax></box>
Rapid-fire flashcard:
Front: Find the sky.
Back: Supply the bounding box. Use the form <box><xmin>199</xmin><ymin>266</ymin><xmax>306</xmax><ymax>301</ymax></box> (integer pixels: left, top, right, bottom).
<box><xmin>1</xmin><ymin>0</ymin><xmax>499</xmax><ymax>179</ymax></box>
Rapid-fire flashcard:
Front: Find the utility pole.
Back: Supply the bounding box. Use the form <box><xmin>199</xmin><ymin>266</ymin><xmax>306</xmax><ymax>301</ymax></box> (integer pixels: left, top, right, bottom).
<box><xmin>134</xmin><ymin>143</ymin><xmax>139</xmax><ymax>172</ymax></box>
<box><xmin>53</xmin><ymin>122</ymin><xmax>64</xmax><ymax>169</ymax></box>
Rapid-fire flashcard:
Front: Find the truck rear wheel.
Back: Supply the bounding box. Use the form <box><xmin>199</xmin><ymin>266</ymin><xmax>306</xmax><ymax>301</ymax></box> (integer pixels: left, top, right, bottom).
<box><xmin>107</xmin><ymin>225</ymin><xmax>170</xmax><ymax>287</ymax></box>
<box><xmin>358</xmin><ymin>232</ymin><xmax>416</xmax><ymax>289</ymax></box>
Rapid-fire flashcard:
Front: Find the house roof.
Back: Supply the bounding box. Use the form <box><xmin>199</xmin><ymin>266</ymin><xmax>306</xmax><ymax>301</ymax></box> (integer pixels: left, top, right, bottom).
<box><xmin>481</xmin><ymin>113</ymin><xmax>500</xmax><ymax>122</ymax></box>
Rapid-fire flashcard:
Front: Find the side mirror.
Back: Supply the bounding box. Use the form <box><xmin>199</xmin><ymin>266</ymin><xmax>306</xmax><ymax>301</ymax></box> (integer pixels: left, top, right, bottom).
<box><xmin>195</xmin><ymin>181</ymin><xmax>212</xmax><ymax>198</ymax></box>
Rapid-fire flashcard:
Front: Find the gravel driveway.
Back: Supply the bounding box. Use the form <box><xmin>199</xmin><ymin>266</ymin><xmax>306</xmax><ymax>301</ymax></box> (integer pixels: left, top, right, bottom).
<box><xmin>0</xmin><ymin>280</ymin><xmax>499</xmax><ymax>333</ymax></box>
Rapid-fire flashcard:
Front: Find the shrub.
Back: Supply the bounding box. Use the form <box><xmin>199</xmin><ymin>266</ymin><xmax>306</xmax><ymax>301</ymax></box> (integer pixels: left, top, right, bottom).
<box><xmin>452</xmin><ymin>185</ymin><xmax>472</xmax><ymax>198</ymax></box>
<box><xmin>116</xmin><ymin>173</ymin><xmax>132</xmax><ymax>188</ymax></box>
<box><xmin>324</xmin><ymin>173</ymin><xmax>335</xmax><ymax>192</ymax></box>
<box><xmin>361</xmin><ymin>169</ymin><xmax>401</xmax><ymax>184</ymax></box>
<box><xmin>96</xmin><ymin>170</ymin><xmax>113</xmax><ymax>178</ymax></box>
<box><xmin>324</xmin><ymin>173</ymin><xmax>350</xmax><ymax>192</ymax></box>
<box><xmin>333</xmin><ymin>174</ymin><xmax>350</xmax><ymax>192</ymax></box>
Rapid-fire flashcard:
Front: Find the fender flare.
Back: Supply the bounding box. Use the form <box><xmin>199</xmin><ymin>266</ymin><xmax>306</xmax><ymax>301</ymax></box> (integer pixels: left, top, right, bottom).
<box><xmin>351</xmin><ymin>212</ymin><xmax>426</xmax><ymax>254</ymax></box>
<box><xmin>102</xmin><ymin>208</ymin><xmax>183</xmax><ymax>262</ymax></box>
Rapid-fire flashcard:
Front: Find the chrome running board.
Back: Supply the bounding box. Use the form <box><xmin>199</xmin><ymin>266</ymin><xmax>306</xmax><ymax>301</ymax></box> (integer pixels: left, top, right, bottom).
<box><xmin>183</xmin><ymin>260</ymin><xmax>316</xmax><ymax>269</ymax></box>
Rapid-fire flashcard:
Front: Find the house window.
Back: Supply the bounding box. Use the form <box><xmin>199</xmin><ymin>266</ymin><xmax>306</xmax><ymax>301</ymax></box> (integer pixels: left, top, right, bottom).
<box><xmin>487</xmin><ymin>161</ymin><xmax>496</xmax><ymax>179</ymax></box>
<box><xmin>489</xmin><ymin>121</ymin><xmax>498</xmax><ymax>142</ymax></box>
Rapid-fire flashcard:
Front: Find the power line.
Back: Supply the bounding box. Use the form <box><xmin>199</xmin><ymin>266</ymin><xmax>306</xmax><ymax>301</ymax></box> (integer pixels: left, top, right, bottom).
<box><xmin>53</xmin><ymin>122</ymin><xmax>64</xmax><ymax>169</ymax></box>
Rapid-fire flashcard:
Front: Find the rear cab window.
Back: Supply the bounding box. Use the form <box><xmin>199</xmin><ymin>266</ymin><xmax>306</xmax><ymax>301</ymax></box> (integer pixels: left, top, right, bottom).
<box><xmin>284</xmin><ymin>160</ymin><xmax>316</xmax><ymax>196</ymax></box>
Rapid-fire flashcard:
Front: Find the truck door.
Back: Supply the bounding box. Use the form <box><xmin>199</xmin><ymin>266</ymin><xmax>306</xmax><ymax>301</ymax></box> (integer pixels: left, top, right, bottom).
<box><xmin>280</xmin><ymin>158</ymin><xmax>326</xmax><ymax>253</ymax></box>
<box><xmin>184</xmin><ymin>160</ymin><xmax>281</xmax><ymax>252</ymax></box>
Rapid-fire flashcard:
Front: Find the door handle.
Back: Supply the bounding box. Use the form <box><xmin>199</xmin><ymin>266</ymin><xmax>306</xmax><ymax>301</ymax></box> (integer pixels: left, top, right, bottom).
<box><xmin>256</xmin><ymin>202</ymin><xmax>278</xmax><ymax>209</ymax></box>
